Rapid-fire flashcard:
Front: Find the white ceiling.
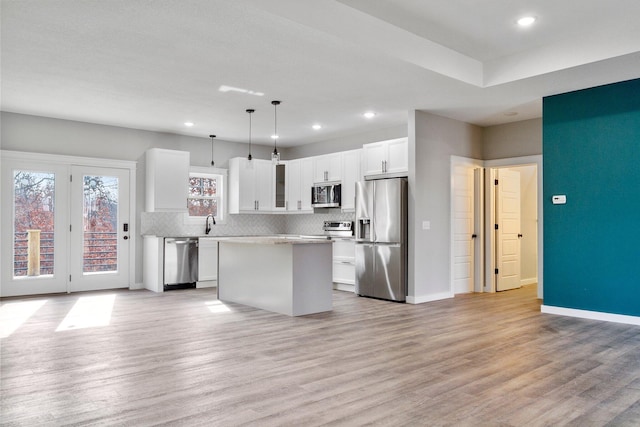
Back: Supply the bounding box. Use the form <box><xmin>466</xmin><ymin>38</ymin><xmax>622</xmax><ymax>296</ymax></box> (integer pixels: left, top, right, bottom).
<box><xmin>2</xmin><ymin>0</ymin><xmax>640</xmax><ymax>147</ymax></box>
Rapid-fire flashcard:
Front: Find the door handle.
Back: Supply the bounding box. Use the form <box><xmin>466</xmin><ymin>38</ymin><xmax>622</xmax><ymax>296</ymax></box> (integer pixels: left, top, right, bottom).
<box><xmin>517</xmin><ymin>234</ymin><xmax>523</xmax><ymax>238</ymax></box>
<box><xmin>471</xmin><ymin>234</ymin><xmax>477</xmax><ymax>239</ymax></box>
<box><xmin>123</xmin><ymin>235</ymin><xmax>129</xmax><ymax>240</ymax></box>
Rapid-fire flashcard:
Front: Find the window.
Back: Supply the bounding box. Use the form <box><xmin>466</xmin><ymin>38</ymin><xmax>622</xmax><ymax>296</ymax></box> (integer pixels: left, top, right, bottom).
<box><xmin>187</xmin><ymin>170</ymin><xmax>225</xmax><ymax>222</ymax></box>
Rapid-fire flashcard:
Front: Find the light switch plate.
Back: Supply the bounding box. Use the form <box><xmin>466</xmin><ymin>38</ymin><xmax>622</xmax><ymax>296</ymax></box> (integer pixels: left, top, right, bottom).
<box><xmin>552</xmin><ymin>195</ymin><xmax>567</xmax><ymax>204</ymax></box>
<box><xmin>422</xmin><ymin>221</ymin><xmax>430</xmax><ymax>230</ymax></box>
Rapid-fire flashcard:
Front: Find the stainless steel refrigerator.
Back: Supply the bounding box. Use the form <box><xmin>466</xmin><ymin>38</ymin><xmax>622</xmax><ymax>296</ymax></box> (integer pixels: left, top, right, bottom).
<box><xmin>355</xmin><ymin>178</ymin><xmax>408</xmax><ymax>302</ymax></box>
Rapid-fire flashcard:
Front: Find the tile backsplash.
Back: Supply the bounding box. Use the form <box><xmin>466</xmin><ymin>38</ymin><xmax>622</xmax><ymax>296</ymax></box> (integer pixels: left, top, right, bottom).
<box><xmin>141</xmin><ymin>210</ymin><xmax>354</xmax><ymax>237</ymax></box>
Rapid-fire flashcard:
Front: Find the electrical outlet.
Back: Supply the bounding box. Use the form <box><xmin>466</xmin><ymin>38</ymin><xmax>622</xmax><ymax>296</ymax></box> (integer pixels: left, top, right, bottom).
<box><xmin>422</xmin><ymin>221</ymin><xmax>430</xmax><ymax>230</ymax></box>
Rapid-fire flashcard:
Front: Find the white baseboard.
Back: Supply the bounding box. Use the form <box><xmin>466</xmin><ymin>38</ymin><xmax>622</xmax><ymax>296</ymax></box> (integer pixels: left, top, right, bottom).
<box><xmin>520</xmin><ymin>277</ymin><xmax>537</xmax><ymax>286</ymax></box>
<box><xmin>541</xmin><ymin>305</ymin><xmax>640</xmax><ymax>326</ymax></box>
<box><xmin>407</xmin><ymin>291</ymin><xmax>454</xmax><ymax>304</ymax></box>
<box><xmin>131</xmin><ymin>282</ymin><xmax>145</xmax><ymax>290</ymax></box>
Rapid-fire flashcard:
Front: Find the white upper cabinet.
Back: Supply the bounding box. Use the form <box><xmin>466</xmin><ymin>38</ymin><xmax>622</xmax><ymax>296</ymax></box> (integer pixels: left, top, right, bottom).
<box><xmin>313</xmin><ymin>152</ymin><xmax>343</xmax><ymax>183</ymax></box>
<box><xmin>362</xmin><ymin>137</ymin><xmax>408</xmax><ymax>177</ymax></box>
<box><xmin>286</xmin><ymin>158</ymin><xmax>313</xmax><ymax>213</ymax></box>
<box><xmin>145</xmin><ymin>148</ymin><xmax>189</xmax><ymax>212</ymax></box>
<box><xmin>341</xmin><ymin>149</ymin><xmax>362</xmax><ymax>211</ymax></box>
<box><xmin>229</xmin><ymin>157</ymin><xmax>273</xmax><ymax>213</ymax></box>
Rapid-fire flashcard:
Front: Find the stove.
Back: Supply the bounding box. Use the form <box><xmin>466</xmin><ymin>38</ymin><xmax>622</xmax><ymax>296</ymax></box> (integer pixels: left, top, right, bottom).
<box><xmin>322</xmin><ymin>221</ymin><xmax>354</xmax><ymax>237</ymax></box>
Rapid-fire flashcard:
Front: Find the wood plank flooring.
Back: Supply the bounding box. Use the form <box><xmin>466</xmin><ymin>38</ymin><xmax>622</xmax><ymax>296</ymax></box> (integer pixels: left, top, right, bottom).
<box><xmin>2</xmin><ymin>286</ymin><xmax>640</xmax><ymax>426</ymax></box>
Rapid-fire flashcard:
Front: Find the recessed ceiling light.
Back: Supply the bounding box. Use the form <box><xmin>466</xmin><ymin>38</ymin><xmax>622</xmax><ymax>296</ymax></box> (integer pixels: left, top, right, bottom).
<box><xmin>517</xmin><ymin>16</ymin><xmax>536</xmax><ymax>27</ymax></box>
<box><xmin>363</xmin><ymin>111</ymin><xmax>376</xmax><ymax>119</ymax></box>
<box><xmin>312</xmin><ymin>124</ymin><xmax>322</xmax><ymax>130</ymax></box>
<box><xmin>184</xmin><ymin>122</ymin><xmax>194</xmax><ymax>127</ymax></box>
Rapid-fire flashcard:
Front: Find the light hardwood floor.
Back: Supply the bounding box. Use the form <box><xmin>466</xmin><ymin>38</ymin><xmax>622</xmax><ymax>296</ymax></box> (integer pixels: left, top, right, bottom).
<box><xmin>2</xmin><ymin>286</ymin><xmax>640</xmax><ymax>426</ymax></box>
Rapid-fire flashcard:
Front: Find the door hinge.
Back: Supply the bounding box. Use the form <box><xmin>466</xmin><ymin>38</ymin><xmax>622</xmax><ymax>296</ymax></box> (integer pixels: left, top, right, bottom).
<box><xmin>69</xmin><ymin>274</ymin><xmax>72</xmax><ymax>282</ymax></box>
<box><xmin>494</xmin><ymin>224</ymin><xmax>499</xmax><ymax>230</ymax></box>
<box><xmin>494</xmin><ymin>268</ymin><xmax>499</xmax><ymax>275</ymax></box>
<box><xmin>70</xmin><ymin>175</ymin><xmax>73</xmax><ymax>182</ymax></box>
<box><xmin>70</xmin><ymin>225</ymin><xmax>72</xmax><ymax>232</ymax></box>
<box><xmin>494</xmin><ymin>179</ymin><xmax>498</xmax><ymax>185</ymax></box>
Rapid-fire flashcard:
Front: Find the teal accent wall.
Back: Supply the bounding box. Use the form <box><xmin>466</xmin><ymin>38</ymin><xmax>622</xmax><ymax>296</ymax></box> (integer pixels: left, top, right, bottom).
<box><xmin>543</xmin><ymin>78</ymin><xmax>640</xmax><ymax>316</ymax></box>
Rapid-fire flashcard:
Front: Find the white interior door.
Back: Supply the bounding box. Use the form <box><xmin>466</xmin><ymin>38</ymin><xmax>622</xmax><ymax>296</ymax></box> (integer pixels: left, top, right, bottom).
<box><xmin>496</xmin><ymin>169</ymin><xmax>521</xmax><ymax>291</ymax></box>
<box><xmin>69</xmin><ymin>166</ymin><xmax>130</xmax><ymax>292</ymax></box>
<box><xmin>452</xmin><ymin>163</ymin><xmax>475</xmax><ymax>294</ymax></box>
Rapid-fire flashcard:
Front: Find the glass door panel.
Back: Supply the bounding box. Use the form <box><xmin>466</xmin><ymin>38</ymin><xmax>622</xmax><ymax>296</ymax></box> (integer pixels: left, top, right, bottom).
<box><xmin>70</xmin><ymin>166</ymin><xmax>130</xmax><ymax>292</ymax></box>
<box><xmin>13</xmin><ymin>171</ymin><xmax>56</xmax><ymax>278</ymax></box>
<box><xmin>82</xmin><ymin>175</ymin><xmax>119</xmax><ymax>274</ymax></box>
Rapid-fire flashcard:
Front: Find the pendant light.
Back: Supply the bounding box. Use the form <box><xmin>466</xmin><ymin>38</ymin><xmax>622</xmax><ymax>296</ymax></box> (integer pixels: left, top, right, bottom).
<box><xmin>246</xmin><ymin>109</ymin><xmax>254</xmax><ymax>161</ymax></box>
<box><xmin>209</xmin><ymin>134</ymin><xmax>216</xmax><ymax>166</ymax></box>
<box><xmin>271</xmin><ymin>100</ymin><xmax>281</xmax><ymax>164</ymax></box>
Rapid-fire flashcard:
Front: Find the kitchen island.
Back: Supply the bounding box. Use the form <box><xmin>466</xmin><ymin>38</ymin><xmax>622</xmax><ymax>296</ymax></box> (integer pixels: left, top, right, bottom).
<box><xmin>217</xmin><ymin>237</ymin><xmax>333</xmax><ymax>316</ymax></box>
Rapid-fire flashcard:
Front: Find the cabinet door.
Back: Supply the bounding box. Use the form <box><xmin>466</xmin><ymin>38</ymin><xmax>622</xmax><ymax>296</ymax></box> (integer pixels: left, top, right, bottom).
<box><xmin>255</xmin><ymin>160</ymin><xmax>273</xmax><ymax>211</ymax></box>
<box><xmin>313</xmin><ymin>153</ymin><xmax>342</xmax><ymax>183</ymax></box>
<box><xmin>286</xmin><ymin>159</ymin><xmax>301</xmax><ymax>211</ymax></box>
<box><xmin>273</xmin><ymin>163</ymin><xmax>287</xmax><ymax>211</ymax></box>
<box><xmin>341</xmin><ymin>149</ymin><xmax>361</xmax><ymax>211</ymax></box>
<box><xmin>386</xmin><ymin>138</ymin><xmax>408</xmax><ymax>174</ymax></box>
<box><xmin>146</xmin><ymin>148</ymin><xmax>189</xmax><ymax>212</ymax></box>
<box><xmin>313</xmin><ymin>155</ymin><xmax>330</xmax><ymax>183</ymax></box>
<box><xmin>237</xmin><ymin>159</ymin><xmax>256</xmax><ymax>212</ymax></box>
<box><xmin>362</xmin><ymin>142</ymin><xmax>386</xmax><ymax>176</ymax></box>
<box><xmin>299</xmin><ymin>158</ymin><xmax>314</xmax><ymax>212</ymax></box>
<box><xmin>198</xmin><ymin>238</ymin><xmax>218</xmax><ymax>282</ymax></box>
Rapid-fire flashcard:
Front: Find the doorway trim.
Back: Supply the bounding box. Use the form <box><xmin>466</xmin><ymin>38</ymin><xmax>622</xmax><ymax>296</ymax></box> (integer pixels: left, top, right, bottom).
<box><xmin>484</xmin><ymin>155</ymin><xmax>543</xmax><ymax>298</ymax></box>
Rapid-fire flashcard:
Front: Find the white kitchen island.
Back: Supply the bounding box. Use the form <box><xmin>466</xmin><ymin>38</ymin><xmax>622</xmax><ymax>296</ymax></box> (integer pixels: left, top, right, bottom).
<box><xmin>217</xmin><ymin>237</ymin><xmax>333</xmax><ymax>316</ymax></box>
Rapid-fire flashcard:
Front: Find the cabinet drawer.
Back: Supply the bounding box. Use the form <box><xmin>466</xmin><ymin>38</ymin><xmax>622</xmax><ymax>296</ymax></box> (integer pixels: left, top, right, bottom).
<box><xmin>333</xmin><ymin>261</ymin><xmax>355</xmax><ymax>284</ymax></box>
<box><xmin>333</xmin><ymin>239</ymin><xmax>355</xmax><ymax>259</ymax></box>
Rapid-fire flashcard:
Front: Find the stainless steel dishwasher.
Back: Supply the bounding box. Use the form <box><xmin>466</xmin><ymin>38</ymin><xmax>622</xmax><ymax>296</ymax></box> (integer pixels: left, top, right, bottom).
<box><xmin>164</xmin><ymin>237</ymin><xmax>199</xmax><ymax>290</ymax></box>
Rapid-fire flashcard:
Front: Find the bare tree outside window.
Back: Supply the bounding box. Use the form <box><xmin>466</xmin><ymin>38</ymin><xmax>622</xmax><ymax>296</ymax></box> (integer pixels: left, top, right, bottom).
<box><xmin>13</xmin><ymin>171</ymin><xmax>55</xmax><ymax>277</ymax></box>
<box><xmin>83</xmin><ymin>175</ymin><xmax>118</xmax><ymax>273</ymax></box>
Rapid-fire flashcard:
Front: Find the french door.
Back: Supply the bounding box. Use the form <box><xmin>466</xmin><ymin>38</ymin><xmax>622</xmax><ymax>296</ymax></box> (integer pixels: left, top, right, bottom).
<box><xmin>1</xmin><ymin>153</ymin><xmax>132</xmax><ymax>297</ymax></box>
<box><xmin>69</xmin><ymin>166</ymin><xmax>130</xmax><ymax>292</ymax></box>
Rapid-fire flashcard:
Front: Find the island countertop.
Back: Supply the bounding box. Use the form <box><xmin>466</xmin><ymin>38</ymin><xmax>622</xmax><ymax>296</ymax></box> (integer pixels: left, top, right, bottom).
<box><xmin>213</xmin><ymin>236</ymin><xmax>331</xmax><ymax>245</ymax></box>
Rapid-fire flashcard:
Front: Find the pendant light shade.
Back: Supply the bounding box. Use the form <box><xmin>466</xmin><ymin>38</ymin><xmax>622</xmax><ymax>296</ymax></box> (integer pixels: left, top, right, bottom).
<box><xmin>246</xmin><ymin>109</ymin><xmax>254</xmax><ymax>161</ymax></box>
<box><xmin>271</xmin><ymin>100</ymin><xmax>281</xmax><ymax>164</ymax></box>
<box><xmin>209</xmin><ymin>134</ymin><xmax>216</xmax><ymax>166</ymax></box>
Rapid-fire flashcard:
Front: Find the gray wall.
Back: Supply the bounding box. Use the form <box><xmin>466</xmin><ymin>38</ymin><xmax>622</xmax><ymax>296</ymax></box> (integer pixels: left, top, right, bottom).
<box><xmin>1</xmin><ymin>112</ymin><xmax>276</xmax><ymax>166</ymax></box>
<box><xmin>482</xmin><ymin>118</ymin><xmax>542</xmax><ymax>160</ymax></box>
<box><xmin>409</xmin><ymin>111</ymin><xmax>483</xmax><ymax>300</ymax></box>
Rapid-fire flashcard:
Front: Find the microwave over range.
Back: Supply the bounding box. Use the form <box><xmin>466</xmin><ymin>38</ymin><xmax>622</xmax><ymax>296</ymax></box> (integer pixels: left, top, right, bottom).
<box><xmin>311</xmin><ymin>183</ymin><xmax>341</xmax><ymax>208</ymax></box>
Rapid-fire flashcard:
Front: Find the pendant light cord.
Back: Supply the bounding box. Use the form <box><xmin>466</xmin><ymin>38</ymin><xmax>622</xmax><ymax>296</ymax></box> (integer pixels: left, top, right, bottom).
<box><xmin>209</xmin><ymin>134</ymin><xmax>216</xmax><ymax>166</ymax></box>
<box><xmin>272</xmin><ymin>100</ymin><xmax>280</xmax><ymax>156</ymax></box>
<box><xmin>246</xmin><ymin>109</ymin><xmax>254</xmax><ymax>160</ymax></box>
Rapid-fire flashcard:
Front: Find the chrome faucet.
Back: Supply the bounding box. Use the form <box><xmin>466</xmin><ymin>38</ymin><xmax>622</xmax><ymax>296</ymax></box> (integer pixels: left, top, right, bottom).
<box><xmin>205</xmin><ymin>214</ymin><xmax>216</xmax><ymax>234</ymax></box>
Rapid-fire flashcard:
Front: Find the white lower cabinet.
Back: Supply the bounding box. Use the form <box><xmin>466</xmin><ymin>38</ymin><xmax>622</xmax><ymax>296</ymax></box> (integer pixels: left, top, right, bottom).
<box><xmin>332</xmin><ymin>238</ymin><xmax>355</xmax><ymax>291</ymax></box>
<box><xmin>197</xmin><ymin>238</ymin><xmax>218</xmax><ymax>287</ymax></box>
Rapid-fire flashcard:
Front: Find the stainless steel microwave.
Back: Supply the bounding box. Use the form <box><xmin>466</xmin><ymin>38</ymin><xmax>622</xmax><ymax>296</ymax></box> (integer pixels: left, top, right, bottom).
<box><xmin>311</xmin><ymin>183</ymin><xmax>341</xmax><ymax>208</ymax></box>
